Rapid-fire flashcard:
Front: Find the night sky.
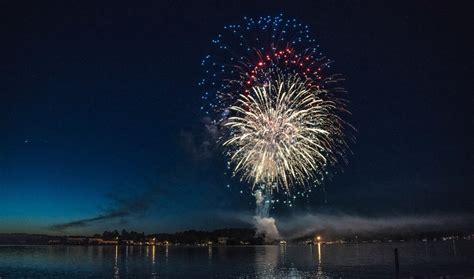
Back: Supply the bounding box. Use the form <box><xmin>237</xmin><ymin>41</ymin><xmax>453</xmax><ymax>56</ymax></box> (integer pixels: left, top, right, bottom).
<box><xmin>1</xmin><ymin>1</ymin><xmax>472</xmax><ymax>235</ymax></box>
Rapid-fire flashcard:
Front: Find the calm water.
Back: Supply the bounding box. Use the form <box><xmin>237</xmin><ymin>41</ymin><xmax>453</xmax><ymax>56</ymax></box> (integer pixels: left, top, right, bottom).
<box><xmin>0</xmin><ymin>242</ymin><xmax>473</xmax><ymax>278</ymax></box>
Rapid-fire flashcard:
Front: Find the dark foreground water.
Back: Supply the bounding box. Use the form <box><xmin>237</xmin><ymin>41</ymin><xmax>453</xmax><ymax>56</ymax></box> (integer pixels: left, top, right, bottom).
<box><xmin>0</xmin><ymin>241</ymin><xmax>473</xmax><ymax>278</ymax></box>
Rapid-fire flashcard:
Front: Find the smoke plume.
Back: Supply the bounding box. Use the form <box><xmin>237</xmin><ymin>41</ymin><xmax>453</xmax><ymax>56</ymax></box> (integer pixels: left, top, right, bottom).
<box><xmin>276</xmin><ymin>213</ymin><xmax>474</xmax><ymax>239</ymax></box>
<box><xmin>254</xmin><ymin>216</ymin><xmax>280</xmax><ymax>241</ymax></box>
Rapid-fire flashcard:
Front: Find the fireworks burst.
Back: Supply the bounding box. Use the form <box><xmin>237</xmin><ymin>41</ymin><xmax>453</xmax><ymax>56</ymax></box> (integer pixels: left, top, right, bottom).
<box><xmin>225</xmin><ymin>76</ymin><xmax>335</xmax><ymax>190</ymax></box>
<box><xmin>201</xmin><ymin>15</ymin><xmax>354</xmax><ymax>197</ymax></box>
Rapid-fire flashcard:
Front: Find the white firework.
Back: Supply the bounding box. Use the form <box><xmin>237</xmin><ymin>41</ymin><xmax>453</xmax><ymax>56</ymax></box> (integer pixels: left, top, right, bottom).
<box><xmin>223</xmin><ymin>76</ymin><xmax>348</xmax><ymax>192</ymax></box>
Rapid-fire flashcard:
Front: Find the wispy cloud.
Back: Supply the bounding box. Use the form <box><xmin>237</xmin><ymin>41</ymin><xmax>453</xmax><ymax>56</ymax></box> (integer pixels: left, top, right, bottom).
<box><xmin>49</xmin><ymin>188</ymin><xmax>159</xmax><ymax>232</ymax></box>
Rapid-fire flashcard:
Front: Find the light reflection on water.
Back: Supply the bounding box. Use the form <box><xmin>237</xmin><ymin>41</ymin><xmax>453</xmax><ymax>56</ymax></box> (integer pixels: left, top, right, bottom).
<box><xmin>0</xmin><ymin>241</ymin><xmax>473</xmax><ymax>278</ymax></box>
<box><xmin>317</xmin><ymin>242</ymin><xmax>323</xmax><ymax>276</ymax></box>
<box><xmin>114</xmin><ymin>245</ymin><xmax>119</xmax><ymax>278</ymax></box>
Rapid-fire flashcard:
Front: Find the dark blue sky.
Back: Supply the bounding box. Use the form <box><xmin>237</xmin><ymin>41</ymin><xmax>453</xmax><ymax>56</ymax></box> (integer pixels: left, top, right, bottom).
<box><xmin>1</xmin><ymin>1</ymin><xmax>472</xmax><ymax>234</ymax></box>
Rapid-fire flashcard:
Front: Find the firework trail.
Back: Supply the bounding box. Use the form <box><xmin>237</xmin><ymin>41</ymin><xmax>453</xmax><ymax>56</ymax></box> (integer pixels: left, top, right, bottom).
<box><xmin>200</xmin><ymin>15</ymin><xmax>353</xmax><ymax>230</ymax></box>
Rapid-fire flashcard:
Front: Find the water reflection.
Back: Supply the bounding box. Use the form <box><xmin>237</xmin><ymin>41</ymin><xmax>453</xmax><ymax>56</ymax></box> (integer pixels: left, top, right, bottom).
<box><xmin>452</xmin><ymin>239</ymin><xmax>457</xmax><ymax>256</ymax></box>
<box><xmin>255</xmin><ymin>246</ymin><xmax>278</xmax><ymax>276</ymax></box>
<box><xmin>151</xmin><ymin>245</ymin><xmax>156</xmax><ymax>264</ymax></box>
<box><xmin>317</xmin><ymin>243</ymin><xmax>322</xmax><ymax>264</ymax></box>
<box><xmin>114</xmin><ymin>245</ymin><xmax>119</xmax><ymax>278</ymax></box>
<box><xmin>151</xmin><ymin>245</ymin><xmax>157</xmax><ymax>278</ymax></box>
<box><xmin>0</xmin><ymin>242</ymin><xmax>473</xmax><ymax>278</ymax></box>
<box><xmin>316</xmin><ymin>243</ymin><xmax>323</xmax><ymax>277</ymax></box>
<box><xmin>279</xmin><ymin>243</ymin><xmax>287</xmax><ymax>264</ymax></box>
<box><xmin>208</xmin><ymin>246</ymin><xmax>212</xmax><ymax>262</ymax></box>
